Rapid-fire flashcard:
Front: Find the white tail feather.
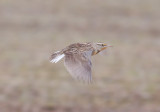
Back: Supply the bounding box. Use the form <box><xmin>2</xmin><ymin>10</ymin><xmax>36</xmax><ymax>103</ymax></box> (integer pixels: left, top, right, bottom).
<box><xmin>50</xmin><ymin>54</ymin><xmax>65</xmax><ymax>63</ymax></box>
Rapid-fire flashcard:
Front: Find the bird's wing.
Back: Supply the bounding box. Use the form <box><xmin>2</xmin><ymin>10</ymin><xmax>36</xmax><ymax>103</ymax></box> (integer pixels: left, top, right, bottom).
<box><xmin>64</xmin><ymin>51</ymin><xmax>92</xmax><ymax>83</ymax></box>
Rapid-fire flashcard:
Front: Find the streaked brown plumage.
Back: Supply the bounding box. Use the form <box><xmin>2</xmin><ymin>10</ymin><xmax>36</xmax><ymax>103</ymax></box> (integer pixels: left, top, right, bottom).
<box><xmin>50</xmin><ymin>42</ymin><xmax>112</xmax><ymax>83</ymax></box>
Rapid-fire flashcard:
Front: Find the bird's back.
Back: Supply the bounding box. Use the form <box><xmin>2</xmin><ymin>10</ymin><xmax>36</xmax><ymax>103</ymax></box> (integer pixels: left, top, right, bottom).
<box><xmin>62</xmin><ymin>43</ymin><xmax>94</xmax><ymax>55</ymax></box>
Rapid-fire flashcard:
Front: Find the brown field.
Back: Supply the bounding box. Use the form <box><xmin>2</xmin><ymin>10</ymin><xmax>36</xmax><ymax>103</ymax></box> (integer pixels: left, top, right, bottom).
<box><xmin>0</xmin><ymin>0</ymin><xmax>160</xmax><ymax>112</ymax></box>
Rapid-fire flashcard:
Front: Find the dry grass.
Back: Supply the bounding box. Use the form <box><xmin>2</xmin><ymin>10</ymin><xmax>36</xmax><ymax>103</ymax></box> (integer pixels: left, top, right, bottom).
<box><xmin>0</xmin><ymin>0</ymin><xmax>160</xmax><ymax>112</ymax></box>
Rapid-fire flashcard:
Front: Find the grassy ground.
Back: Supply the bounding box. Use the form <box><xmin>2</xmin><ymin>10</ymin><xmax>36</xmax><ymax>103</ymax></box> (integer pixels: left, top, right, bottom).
<box><xmin>0</xmin><ymin>0</ymin><xmax>160</xmax><ymax>112</ymax></box>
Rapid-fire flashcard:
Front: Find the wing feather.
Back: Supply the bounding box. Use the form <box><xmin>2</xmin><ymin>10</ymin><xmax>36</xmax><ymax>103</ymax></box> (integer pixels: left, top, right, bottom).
<box><xmin>64</xmin><ymin>51</ymin><xmax>92</xmax><ymax>83</ymax></box>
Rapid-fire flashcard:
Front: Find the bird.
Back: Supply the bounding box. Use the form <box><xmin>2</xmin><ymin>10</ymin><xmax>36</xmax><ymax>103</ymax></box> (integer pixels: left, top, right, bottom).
<box><xmin>50</xmin><ymin>42</ymin><xmax>112</xmax><ymax>83</ymax></box>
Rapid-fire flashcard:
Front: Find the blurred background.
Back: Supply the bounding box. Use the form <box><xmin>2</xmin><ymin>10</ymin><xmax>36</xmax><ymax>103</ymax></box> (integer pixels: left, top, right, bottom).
<box><xmin>0</xmin><ymin>0</ymin><xmax>160</xmax><ymax>112</ymax></box>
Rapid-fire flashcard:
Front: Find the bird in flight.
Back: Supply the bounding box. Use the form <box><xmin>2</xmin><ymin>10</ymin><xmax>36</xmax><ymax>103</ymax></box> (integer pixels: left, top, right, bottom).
<box><xmin>50</xmin><ymin>42</ymin><xmax>112</xmax><ymax>83</ymax></box>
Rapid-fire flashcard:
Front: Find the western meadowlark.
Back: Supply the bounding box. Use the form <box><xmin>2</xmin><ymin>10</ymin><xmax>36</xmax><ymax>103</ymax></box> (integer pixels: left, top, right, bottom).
<box><xmin>50</xmin><ymin>42</ymin><xmax>112</xmax><ymax>83</ymax></box>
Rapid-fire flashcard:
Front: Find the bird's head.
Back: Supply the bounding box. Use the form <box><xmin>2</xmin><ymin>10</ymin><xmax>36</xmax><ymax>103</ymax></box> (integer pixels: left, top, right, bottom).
<box><xmin>92</xmin><ymin>42</ymin><xmax>112</xmax><ymax>55</ymax></box>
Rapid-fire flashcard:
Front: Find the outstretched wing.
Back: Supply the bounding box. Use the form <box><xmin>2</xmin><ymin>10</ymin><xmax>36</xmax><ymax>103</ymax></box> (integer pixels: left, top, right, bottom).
<box><xmin>64</xmin><ymin>51</ymin><xmax>92</xmax><ymax>83</ymax></box>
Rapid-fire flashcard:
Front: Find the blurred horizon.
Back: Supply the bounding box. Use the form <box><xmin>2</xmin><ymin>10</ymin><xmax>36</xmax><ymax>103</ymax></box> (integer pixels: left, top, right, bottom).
<box><xmin>0</xmin><ymin>0</ymin><xmax>160</xmax><ymax>112</ymax></box>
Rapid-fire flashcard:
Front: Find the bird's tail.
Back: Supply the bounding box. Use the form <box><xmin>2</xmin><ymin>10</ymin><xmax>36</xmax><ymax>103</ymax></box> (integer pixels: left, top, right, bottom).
<box><xmin>50</xmin><ymin>51</ymin><xmax>65</xmax><ymax>63</ymax></box>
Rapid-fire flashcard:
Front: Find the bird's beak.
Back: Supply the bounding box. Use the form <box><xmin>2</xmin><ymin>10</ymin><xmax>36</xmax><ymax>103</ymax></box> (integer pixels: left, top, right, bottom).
<box><xmin>92</xmin><ymin>44</ymin><xmax>113</xmax><ymax>55</ymax></box>
<box><xmin>100</xmin><ymin>44</ymin><xmax>112</xmax><ymax>51</ymax></box>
